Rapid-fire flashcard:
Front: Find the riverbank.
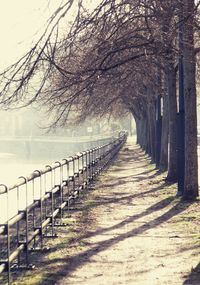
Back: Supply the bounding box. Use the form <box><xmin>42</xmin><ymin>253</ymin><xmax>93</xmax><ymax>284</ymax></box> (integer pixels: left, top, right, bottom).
<box><xmin>7</xmin><ymin>138</ymin><xmax>200</xmax><ymax>285</ymax></box>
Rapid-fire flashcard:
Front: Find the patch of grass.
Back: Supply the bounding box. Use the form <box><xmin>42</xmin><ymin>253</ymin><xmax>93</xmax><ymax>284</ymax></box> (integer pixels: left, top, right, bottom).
<box><xmin>165</xmin><ymin>195</ymin><xmax>176</xmax><ymax>202</ymax></box>
<box><xmin>13</xmin><ymin>272</ymin><xmax>60</xmax><ymax>285</ymax></box>
<box><xmin>61</xmin><ymin>217</ymin><xmax>77</xmax><ymax>225</ymax></box>
<box><xmin>12</xmin><ymin>273</ymin><xmax>44</xmax><ymax>285</ymax></box>
<box><xmin>10</xmin><ymin>191</ymin><xmax>98</xmax><ymax>285</ymax></box>
<box><xmin>191</xmin><ymin>233</ymin><xmax>200</xmax><ymax>241</ymax></box>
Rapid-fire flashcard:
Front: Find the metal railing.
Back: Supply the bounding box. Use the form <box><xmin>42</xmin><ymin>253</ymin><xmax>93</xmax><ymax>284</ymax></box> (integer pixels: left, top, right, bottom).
<box><xmin>0</xmin><ymin>132</ymin><xmax>127</xmax><ymax>284</ymax></box>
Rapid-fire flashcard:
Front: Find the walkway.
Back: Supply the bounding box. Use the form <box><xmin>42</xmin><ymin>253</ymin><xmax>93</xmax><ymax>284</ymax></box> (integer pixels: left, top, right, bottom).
<box><xmin>14</xmin><ymin>139</ymin><xmax>200</xmax><ymax>285</ymax></box>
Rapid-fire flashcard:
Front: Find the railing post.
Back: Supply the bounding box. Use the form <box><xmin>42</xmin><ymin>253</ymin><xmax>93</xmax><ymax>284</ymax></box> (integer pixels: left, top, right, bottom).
<box><xmin>45</xmin><ymin>165</ymin><xmax>56</xmax><ymax>237</ymax></box>
<box><xmin>6</xmin><ymin>185</ymin><xmax>10</xmax><ymax>284</ymax></box>
<box><xmin>86</xmin><ymin>151</ymin><xmax>89</xmax><ymax>184</ymax></box>
<box><xmin>18</xmin><ymin>176</ymin><xmax>31</xmax><ymax>268</ymax></box>
<box><xmin>54</xmin><ymin>161</ymin><xmax>63</xmax><ymax>222</ymax></box>
<box><xmin>16</xmin><ymin>185</ymin><xmax>21</xmax><ymax>267</ymax></box>
<box><xmin>33</xmin><ymin>170</ymin><xmax>43</xmax><ymax>249</ymax></box>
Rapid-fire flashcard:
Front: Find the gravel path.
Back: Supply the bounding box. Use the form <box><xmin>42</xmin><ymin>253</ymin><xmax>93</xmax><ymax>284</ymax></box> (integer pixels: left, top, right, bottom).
<box><xmin>55</xmin><ymin>139</ymin><xmax>200</xmax><ymax>285</ymax></box>
<box><xmin>10</xmin><ymin>139</ymin><xmax>200</xmax><ymax>285</ymax></box>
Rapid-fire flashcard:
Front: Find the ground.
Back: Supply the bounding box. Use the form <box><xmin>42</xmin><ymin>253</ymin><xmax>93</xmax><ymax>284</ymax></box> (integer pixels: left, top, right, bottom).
<box><xmin>7</xmin><ymin>138</ymin><xmax>200</xmax><ymax>284</ymax></box>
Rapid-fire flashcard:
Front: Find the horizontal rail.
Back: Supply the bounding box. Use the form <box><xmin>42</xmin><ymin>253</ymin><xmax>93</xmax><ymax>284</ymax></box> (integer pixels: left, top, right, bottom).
<box><xmin>0</xmin><ymin>131</ymin><xmax>127</xmax><ymax>284</ymax></box>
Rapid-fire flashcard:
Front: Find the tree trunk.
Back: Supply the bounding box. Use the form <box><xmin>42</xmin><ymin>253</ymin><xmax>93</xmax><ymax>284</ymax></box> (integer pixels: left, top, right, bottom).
<box><xmin>155</xmin><ymin>95</ymin><xmax>162</xmax><ymax>168</ymax></box>
<box><xmin>136</xmin><ymin>116</ymin><xmax>148</xmax><ymax>151</ymax></box>
<box><xmin>142</xmin><ymin>117</ymin><xmax>148</xmax><ymax>150</ymax></box>
<box><xmin>166</xmin><ymin>63</ymin><xmax>178</xmax><ymax>182</ymax></box>
<box><xmin>135</xmin><ymin>117</ymin><xmax>140</xmax><ymax>144</ymax></box>
<box><xmin>159</xmin><ymin>90</ymin><xmax>169</xmax><ymax>171</ymax></box>
<box><xmin>177</xmin><ymin>4</ymin><xmax>185</xmax><ymax>195</ymax></box>
<box><xmin>183</xmin><ymin>0</ymin><xmax>198</xmax><ymax>199</ymax></box>
<box><xmin>147</xmin><ymin>100</ymin><xmax>156</xmax><ymax>162</ymax></box>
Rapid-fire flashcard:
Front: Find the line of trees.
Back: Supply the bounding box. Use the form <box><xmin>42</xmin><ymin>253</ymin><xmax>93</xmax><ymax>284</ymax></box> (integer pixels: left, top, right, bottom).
<box><xmin>0</xmin><ymin>0</ymin><xmax>199</xmax><ymax>199</ymax></box>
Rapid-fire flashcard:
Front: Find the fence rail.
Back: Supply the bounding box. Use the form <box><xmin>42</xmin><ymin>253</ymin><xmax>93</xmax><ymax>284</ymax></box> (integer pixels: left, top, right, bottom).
<box><xmin>0</xmin><ymin>132</ymin><xmax>127</xmax><ymax>284</ymax></box>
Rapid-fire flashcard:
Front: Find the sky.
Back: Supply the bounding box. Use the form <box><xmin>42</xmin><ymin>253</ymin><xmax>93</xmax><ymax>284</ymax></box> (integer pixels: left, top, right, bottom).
<box><xmin>0</xmin><ymin>0</ymin><xmax>64</xmax><ymax>68</ymax></box>
<box><xmin>0</xmin><ymin>0</ymin><xmax>97</xmax><ymax>69</ymax></box>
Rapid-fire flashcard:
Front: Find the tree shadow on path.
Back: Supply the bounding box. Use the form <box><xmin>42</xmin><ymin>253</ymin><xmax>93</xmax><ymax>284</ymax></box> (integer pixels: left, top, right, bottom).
<box><xmin>183</xmin><ymin>262</ymin><xmax>200</xmax><ymax>285</ymax></box>
<box><xmin>39</xmin><ymin>196</ymin><xmax>194</xmax><ymax>284</ymax></box>
<box><xmin>68</xmin><ymin>181</ymin><xmax>168</xmax><ymax>216</ymax></box>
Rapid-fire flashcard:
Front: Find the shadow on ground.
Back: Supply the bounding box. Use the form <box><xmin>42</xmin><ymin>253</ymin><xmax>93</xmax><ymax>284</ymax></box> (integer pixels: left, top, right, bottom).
<box><xmin>183</xmin><ymin>262</ymin><xmax>200</xmax><ymax>285</ymax></box>
<box><xmin>22</xmin><ymin>193</ymin><xmax>194</xmax><ymax>285</ymax></box>
<box><xmin>6</xmin><ymin>142</ymin><xmax>199</xmax><ymax>285</ymax></box>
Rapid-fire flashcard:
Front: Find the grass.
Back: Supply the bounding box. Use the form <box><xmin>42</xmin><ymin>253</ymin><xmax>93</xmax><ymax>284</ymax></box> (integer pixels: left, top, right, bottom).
<box><xmin>6</xmin><ymin>186</ymin><xmax>99</xmax><ymax>285</ymax></box>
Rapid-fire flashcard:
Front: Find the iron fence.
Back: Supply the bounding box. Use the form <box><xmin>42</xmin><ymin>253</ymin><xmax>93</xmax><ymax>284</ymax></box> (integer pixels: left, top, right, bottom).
<box><xmin>0</xmin><ymin>132</ymin><xmax>127</xmax><ymax>284</ymax></box>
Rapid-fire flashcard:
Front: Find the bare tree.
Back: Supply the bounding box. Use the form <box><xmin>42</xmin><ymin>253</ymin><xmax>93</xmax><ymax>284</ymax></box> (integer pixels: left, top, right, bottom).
<box><xmin>0</xmin><ymin>0</ymin><xmax>199</xmax><ymax>198</ymax></box>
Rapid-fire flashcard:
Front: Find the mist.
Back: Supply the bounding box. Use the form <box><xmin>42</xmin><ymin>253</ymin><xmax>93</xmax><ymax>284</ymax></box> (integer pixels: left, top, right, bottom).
<box><xmin>0</xmin><ymin>108</ymin><xmax>133</xmax><ymax>185</ymax></box>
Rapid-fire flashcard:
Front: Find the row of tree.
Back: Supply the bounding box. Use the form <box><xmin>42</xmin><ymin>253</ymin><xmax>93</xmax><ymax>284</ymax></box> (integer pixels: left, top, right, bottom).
<box><xmin>0</xmin><ymin>0</ymin><xmax>199</xmax><ymax>199</ymax></box>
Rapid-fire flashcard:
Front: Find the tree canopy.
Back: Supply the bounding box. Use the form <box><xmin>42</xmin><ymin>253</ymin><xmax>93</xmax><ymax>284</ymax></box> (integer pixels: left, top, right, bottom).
<box><xmin>0</xmin><ymin>1</ymin><xmax>186</xmax><ymax>122</ymax></box>
<box><xmin>0</xmin><ymin>0</ymin><xmax>199</xmax><ymax>199</ymax></box>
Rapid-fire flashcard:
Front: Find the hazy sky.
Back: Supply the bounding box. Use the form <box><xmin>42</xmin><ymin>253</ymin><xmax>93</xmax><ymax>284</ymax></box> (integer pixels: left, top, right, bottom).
<box><xmin>0</xmin><ymin>1</ymin><xmax>64</xmax><ymax>68</ymax></box>
<box><xmin>0</xmin><ymin>1</ymin><xmax>97</xmax><ymax>69</ymax></box>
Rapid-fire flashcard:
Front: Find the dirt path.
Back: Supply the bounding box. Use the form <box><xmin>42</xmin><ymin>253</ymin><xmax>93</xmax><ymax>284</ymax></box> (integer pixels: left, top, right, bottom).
<box><xmin>12</xmin><ymin>139</ymin><xmax>200</xmax><ymax>285</ymax></box>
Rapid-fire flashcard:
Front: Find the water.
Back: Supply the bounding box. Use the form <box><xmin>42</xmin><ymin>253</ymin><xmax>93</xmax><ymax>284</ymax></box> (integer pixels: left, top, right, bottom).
<box><xmin>0</xmin><ymin>137</ymin><xmax>112</xmax><ymax>223</ymax></box>
<box><xmin>0</xmin><ymin>137</ymin><xmax>111</xmax><ymax>185</ymax></box>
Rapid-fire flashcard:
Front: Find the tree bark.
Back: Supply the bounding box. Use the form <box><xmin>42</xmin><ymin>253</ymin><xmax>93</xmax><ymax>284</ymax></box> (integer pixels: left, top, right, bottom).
<box><xmin>183</xmin><ymin>0</ymin><xmax>198</xmax><ymax>199</ymax></box>
<box><xmin>165</xmin><ymin>63</ymin><xmax>178</xmax><ymax>182</ymax></box>
<box><xmin>147</xmin><ymin>100</ymin><xmax>156</xmax><ymax>162</ymax></box>
<box><xmin>135</xmin><ymin>116</ymin><xmax>148</xmax><ymax>151</ymax></box>
<box><xmin>159</xmin><ymin>90</ymin><xmax>169</xmax><ymax>171</ymax></box>
<box><xmin>155</xmin><ymin>95</ymin><xmax>162</xmax><ymax>168</ymax></box>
